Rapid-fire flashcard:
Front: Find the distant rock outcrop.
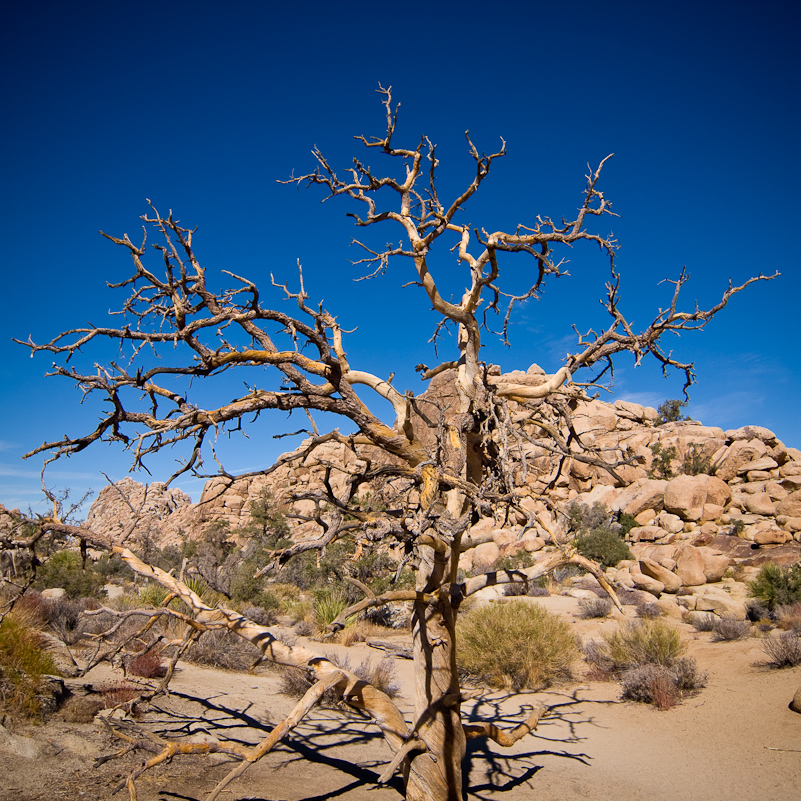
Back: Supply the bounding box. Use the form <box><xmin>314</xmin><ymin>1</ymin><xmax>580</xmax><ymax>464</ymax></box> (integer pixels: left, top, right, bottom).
<box><xmin>83</xmin><ymin>368</ymin><xmax>801</xmax><ymax>611</ymax></box>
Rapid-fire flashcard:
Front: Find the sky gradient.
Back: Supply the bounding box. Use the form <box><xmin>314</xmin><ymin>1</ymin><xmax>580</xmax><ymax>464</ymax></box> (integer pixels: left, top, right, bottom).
<box><xmin>2</xmin><ymin>1</ymin><xmax>799</xmax><ymax>514</ymax></box>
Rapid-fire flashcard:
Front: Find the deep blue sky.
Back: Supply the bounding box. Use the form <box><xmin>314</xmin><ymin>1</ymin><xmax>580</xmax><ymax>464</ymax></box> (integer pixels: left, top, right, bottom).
<box><xmin>2</xmin><ymin>1</ymin><xmax>798</xmax><ymax>514</ymax></box>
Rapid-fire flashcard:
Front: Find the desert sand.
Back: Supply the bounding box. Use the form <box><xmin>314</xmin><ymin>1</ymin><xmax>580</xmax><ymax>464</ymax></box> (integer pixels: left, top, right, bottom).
<box><xmin>1</xmin><ymin>594</ymin><xmax>799</xmax><ymax>801</ymax></box>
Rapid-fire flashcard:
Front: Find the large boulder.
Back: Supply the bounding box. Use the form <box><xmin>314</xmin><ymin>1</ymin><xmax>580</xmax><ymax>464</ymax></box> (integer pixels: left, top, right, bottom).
<box><xmin>777</xmin><ymin>490</ymin><xmax>801</xmax><ymax>518</ymax></box>
<box><xmin>714</xmin><ymin>438</ymin><xmax>769</xmax><ymax>482</ymax></box>
<box><xmin>675</xmin><ymin>545</ymin><xmax>707</xmax><ymax>586</ymax></box>
<box><xmin>663</xmin><ymin>474</ymin><xmax>731</xmax><ymax>521</ymax></box>
<box><xmin>639</xmin><ymin>559</ymin><xmax>682</xmax><ymax>593</ymax></box>
<box><xmin>610</xmin><ymin>479</ymin><xmax>667</xmax><ymax>517</ymax></box>
<box><xmin>695</xmin><ymin>586</ymin><xmax>747</xmax><ymax>619</ymax></box>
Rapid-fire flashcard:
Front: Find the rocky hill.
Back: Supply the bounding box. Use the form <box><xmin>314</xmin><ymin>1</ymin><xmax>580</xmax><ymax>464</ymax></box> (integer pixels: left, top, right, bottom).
<box><xmin>82</xmin><ymin>367</ymin><xmax>801</xmax><ymax>614</ymax></box>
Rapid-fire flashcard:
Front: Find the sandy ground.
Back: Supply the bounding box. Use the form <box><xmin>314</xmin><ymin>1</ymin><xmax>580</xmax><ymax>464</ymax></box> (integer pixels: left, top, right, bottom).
<box><xmin>1</xmin><ymin>595</ymin><xmax>800</xmax><ymax>801</ymax></box>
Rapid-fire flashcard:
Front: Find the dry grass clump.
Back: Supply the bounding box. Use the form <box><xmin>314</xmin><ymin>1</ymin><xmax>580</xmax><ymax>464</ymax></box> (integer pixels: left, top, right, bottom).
<box><xmin>578</xmin><ymin>597</ymin><xmax>613</xmax><ymax>619</ymax></box>
<box><xmin>0</xmin><ymin>613</ymin><xmax>60</xmax><ymax>720</ymax></box>
<box><xmin>583</xmin><ymin>618</ymin><xmax>705</xmax><ymax>710</ymax></box>
<box><xmin>761</xmin><ymin>631</ymin><xmax>801</xmax><ymax>668</ymax></box>
<box><xmin>636</xmin><ymin>601</ymin><xmax>663</xmax><ymax>619</ymax></box>
<box><xmin>127</xmin><ymin>648</ymin><xmax>167</xmax><ymax>678</ymax></box>
<box><xmin>186</xmin><ymin>629</ymin><xmax>262</xmax><ymax>671</ymax></box>
<box><xmin>775</xmin><ymin>602</ymin><xmax>801</xmax><ymax>633</ymax></box>
<box><xmin>279</xmin><ymin>654</ymin><xmax>399</xmax><ymax>705</ymax></box>
<box><xmin>457</xmin><ymin>600</ymin><xmax>579</xmax><ymax>691</ymax></box>
<box><xmin>711</xmin><ymin>616</ymin><xmax>751</xmax><ymax>642</ymax></box>
<box><xmin>690</xmin><ymin>613</ymin><xmax>716</xmax><ymax>632</ymax></box>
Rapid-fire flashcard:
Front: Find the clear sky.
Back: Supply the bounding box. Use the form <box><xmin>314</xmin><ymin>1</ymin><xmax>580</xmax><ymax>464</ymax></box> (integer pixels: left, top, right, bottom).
<box><xmin>1</xmin><ymin>0</ymin><xmax>799</xmax><ymax>514</ymax></box>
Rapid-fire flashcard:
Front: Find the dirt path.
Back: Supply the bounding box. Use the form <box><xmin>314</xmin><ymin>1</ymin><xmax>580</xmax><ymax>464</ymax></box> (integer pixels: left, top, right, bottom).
<box><xmin>1</xmin><ymin>596</ymin><xmax>800</xmax><ymax>801</ymax></box>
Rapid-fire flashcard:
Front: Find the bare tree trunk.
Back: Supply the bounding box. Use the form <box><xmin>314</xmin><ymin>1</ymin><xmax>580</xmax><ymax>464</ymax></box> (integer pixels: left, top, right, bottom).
<box><xmin>404</xmin><ymin>545</ymin><xmax>466</xmax><ymax>801</ymax></box>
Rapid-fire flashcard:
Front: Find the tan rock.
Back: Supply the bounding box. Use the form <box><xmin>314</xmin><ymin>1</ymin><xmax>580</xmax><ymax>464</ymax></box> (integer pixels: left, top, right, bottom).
<box><xmin>629</xmin><ymin>565</ymin><xmax>665</xmax><ymax>596</ymax></box>
<box><xmin>696</xmin><ymin>547</ymin><xmax>731</xmax><ymax>582</ymax></box>
<box><xmin>738</xmin><ymin>456</ymin><xmax>779</xmax><ymax>474</ymax></box>
<box><xmin>639</xmin><ymin>559</ymin><xmax>682</xmax><ymax>593</ymax></box>
<box><xmin>611</xmin><ymin>479</ymin><xmax>667</xmax><ymax>517</ymax></box>
<box><xmin>654</xmin><ymin>596</ymin><xmax>684</xmax><ymax>619</ymax></box>
<box><xmin>744</xmin><ymin>492</ymin><xmax>777</xmax><ymax>516</ymax></box>
<box><xmin>664</xmin><ymin>475</ymin><xmax>709</xmax><ymax>521</ymax></box>
<box><xmin>473</xmin><ymin>541</ymin><xmax>500</xmax><ymax>569</ymax></box>
<box><xmin>753</xmin><ymin>529</ymin><xmax>791</xmax><ymax>546</ymax></box>
<box><xmin>655</xmin><ymin>512</ymin><xmax>684</xmax><ymax>534</ymax></box>
<box><xmin>791</xmin><ymin>687</ymin><xmax>801</xmax><ymax>714</ymax></box>
<box><xmin>696</xmin><ymin>586</ymin><xmax>747</xmax><ymax>619</ymax></box>
<box><xmin>776</xmin><ymin>490</ymin><xmax>801</xmax><ymax>518</ymax></box>
<box><xmin>675</xmin><ymin>545</ymin><xmax>707</xmax><ymax>586</ymax></box>
<box><xmin>702</xmin><ymin>503</ymin><xmax>725</xmax><ymax>521</ymax></box>
<box><xmin>628</xmin><ymin>525</ymin><xmax>665</xmax><ymax>543</ymax></box>
<box><xmin>635</xmin><ymin>509</ymin><xmax>657</xmax><ymax>525</ymax></box>
<box><xmin>714</xmin><ymin>438</ymin><xmax>769</xmax><ymax>481</ymax></box>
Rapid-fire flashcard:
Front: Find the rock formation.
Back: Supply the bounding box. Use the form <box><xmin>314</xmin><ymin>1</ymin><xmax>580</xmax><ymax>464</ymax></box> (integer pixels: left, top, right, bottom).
<box><xmin>82</xmin><ymin>368</ymin><xmax>801</xmax><ymax>617</ymax></box>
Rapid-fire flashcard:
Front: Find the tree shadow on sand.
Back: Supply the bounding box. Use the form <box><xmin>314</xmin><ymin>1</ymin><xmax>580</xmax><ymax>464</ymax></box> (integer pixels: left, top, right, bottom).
<box><xmin>462</xmin><ymin>686</ymin><xmax>620</xmax><ymax>800</ymax></box>
<box><xmin>144</xmin><ymin>684</ymin><xmax>618</xmax><ymax>801</ymax></box>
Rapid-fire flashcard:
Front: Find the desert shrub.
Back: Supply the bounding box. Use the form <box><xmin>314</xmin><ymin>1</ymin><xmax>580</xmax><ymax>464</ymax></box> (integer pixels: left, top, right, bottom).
<box><xmin>99</xmin><ymin>680</ymin><xmax>140</xmax><ymax>709</ymax></box>
<box><xmin>240</xmin><ymin>604</ymin><xmax>278</xmax><ymax>627</ymax></box>
<box><xmin>578</xmin><ymin>597</ymin><xmax>613</xmax><ymax>619</ymax></box>
<box><xmin>621</xmin><ymin>664</ymin><xmax>679</xmax><ymax>709</ymax></box>
<box><xmin>527</xmin><ymin>585</ymin><xmax>551</xmax><ymax>597</ymax></box>
<box><xmin>712</xmin><ymin>617</ymin><xmax>751</xmax><ymax>641</ymax></box>
<box><xmin>602</xmin><ymin>619</ymin><xmax>685</xmax><ymax>670</ymax></box>
<box><xmin>279</xmin><ymin>654</ymin><xmax>399</xmax><ymax>705</ymax></box>
<box><xmin>589</xmin><ymin>620</ymin><xmax>702</xmax><ymax>708</ymax></box>
<box><xmin>0</xmin><ymin>615</ymin><xmax>59</xmax><ymax>719</ymax></box>
<box><xmin>567</xmin><ymin>501</ymin><xmax>612</xmax><ymax>535</ymax></box>
<box><xmin>59</xmin><ymin>695</ymin><xmax>104</xmax><ymax>723</ymax></box>
<box><xmin>128</xmin><ymin>649</ymin><xmax>167</xmax><ymax>678</ymax></box>
<box><xmin>656</xmin><ymin>399</ymin><xmax>688</xmax><ymax>424</ymax></box>
<box><xmin>636</xmin><ymin>602</ymin><xmax>663</xmax><ymax>619</ymax></box>
<box><xmin>43</xmin><ymin>595</ymin><xmax>86</xmax><ymax>645</ymax></box>
<box><xmin>776</xmin><ymin>602</ymin><xmax>801</xmax><ymax>633</ymax></box>
<box><xmin>312</xmin><ymin>588</ymin><xmax>352</xmax><ymax>635</ymax></box>
<box><xmin>690</xmin><ymin>613</ymin><xmax>716</xmax><ymax>632</ymax></box>
<box><xmin>761</xmin><ymin>631</ymin><xmax>801</xmax><ymax>668</ymax></box>
<box><xmin>682</xmin><ymin>442</ymin><xmax>712</xmax><ymax>476</ymax></box>
<box><xmin>34</xmin><ymin>550</ymin><xmax>104</xmax><ymax>598</ymax></box>
<box><xmin>503</xmin><ymin>581</ymin><xmax>528</xmax><ymax>597</ymax></box>
<box><xmin>139</xmin><ymin>582</ymin><xmax>170</xmax><ymax>608</ymax></box>
<box><xmin>294</xmin><ymin>620</ymin><xmax>315</xmax><ymax>637</ymax></box>
<box><xmin>576</xmin><ymin>527</ymin><xmax>632</xmax><ymax>568</ymax></box>
<box><xmin>186</xmin><ymin>629</ymin><xmax>262</xmax><ymax>671</ymax></box>
<box><xmin>620</xmin><ymin>657</ymin><xmax>706</xmax><ymax>710</ymax></box>
<box><xmin>649</xmin><ymin>442</ymin><xmax>677</xmax><ymax>479</ymax></box>
<box><xmin>457</xmin><ymin>600</ymin><xmax>579</xmax><ymax>691</ymax></box>
<box><xmin>748</xmin><ymin>563</ymin><xmax>801</xmax><ymax>612</ymax></box>
<box><xmin>730</xmin><ymin>519</ymin><xmax>746</xmax><ymax>536</ymax></box>
<box><xmin>581</xmin><ymin>639</ymin><xmax>615</xmax><ymax>681</ymax></box>
<box><xmin>617</xmin><ymin>512</ymin><xmax>639</xmax><ymax>538</ymax></box>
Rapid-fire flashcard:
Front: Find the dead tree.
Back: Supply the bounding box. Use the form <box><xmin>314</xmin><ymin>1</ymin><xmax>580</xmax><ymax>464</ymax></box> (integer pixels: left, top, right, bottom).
<box><xmin>16</xmin><ymin>87</ymin><xmax>775</xmax><ymax>801</ymax></box>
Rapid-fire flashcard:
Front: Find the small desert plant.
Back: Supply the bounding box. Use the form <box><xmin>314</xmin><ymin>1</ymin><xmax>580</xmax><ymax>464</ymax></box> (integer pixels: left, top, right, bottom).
<box><xmin>139</xmin><ymin>582</ymin><xmax>170</xmax><ymax>608</ymax></box>
<box><xmin>711</xmin><ymin>616</ymin><xmax>751</xmax><ymax>642</ymax></box>
<box><xmin>99</xmin><ymin>680</ymin><xmax>140</xmax><ymax>709</ymax></box>
<box><xmin>636</xmin><ymin>601</ymin><xmax>663</xmax><ymax>619</ymax></box>
<box><xmin>620</xmin><ymin>657</ymin><xmax>706</xmax><ymax>710</ymax></box>
<box><xmin>127</xmin><ymin>649</ymin><xmax>167</xmax><ymax>678</ymax></box>
<box><xmin>457</xmin><ymin>600</ymin><xmax>579</xmax><ymax>691</ymax></box>
<box><xmin>682</xmin><ymin>442</ymin><xmax>712</xmax><ymax>476</ymax></box>
<box><xmin>602</xmin><ymin>619</ymin><xmax>685</xmax><ymax>670</ymax></box>
<box><xmin>748</xmin><ymin>563</ymin><xmax>801</xmax><ymax>612</ymax></box>
<box><xmin>34</xmin><ymin>550</ymin><xmax>104</xmax><ymax>598</ymax></box>
<box><xmin>690</xmin><ymin>613</ymin><xmax>716</xmax><ymax>632</ymax></box>
<box><xmin>776</xmin><ymin>602</ymin><xmax>801</xmax><ymax>633</ymax></box>
<box><xmin>0</xmin><ymin>615</ymin><xmax>60</xmax><ymax>719</ymax></box>
<box><xmin>761</xmin><ymin>631</ymin><xmax>801</xmax><ymax>668</ymax></box>
<box><xmin>186</xmin><ymin>628</ymin><xmax>262</xmax><ymax>671</ymax></box>
<box><xmin>656</xmin><ymin>399</ymin><xmax>688</xmax><ymax>424</ymax></box>
<box><xmin>730</xmin><ymin>519</ymin><xmax>746</xmax><ymax>536</ymax></box>
<box><xmin>581</xmin><ymin>639</ymin><xmax>615</xmax><ymax>681</ymax></box>
<box><xmin>578</xmin><ymin>597</ymin><xmax>613</xmax><ymax>619</ymax></box>
<box><xmin>649</xmin><ymin>441</ymin><xmax>678</xmax><ymax>479</ymax></box>
<box><xmin>312</xmin><ymin>588</ymin><xmax>353</xmax><ymax>635</ymax></box>
<box><xmin>575</xmin><ymin>527</ymin><xmax>632</xmax><ymax>568</ymax></box>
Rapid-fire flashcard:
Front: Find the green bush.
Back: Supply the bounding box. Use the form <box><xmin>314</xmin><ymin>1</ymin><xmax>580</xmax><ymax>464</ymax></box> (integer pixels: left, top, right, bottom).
<box><xmin>457</xmin><ymin>600</ymin><xmax>579</xmax><ymax>691</ymax></box>
<box><xmin>682</xmin><ymin>442</ymin><xmax>712</xmax><ymax>476</ymax></box>
<box><xmin>575</xmin><ymin>527</ymin><xmax>632</xmax><ymax>568</ymax></box>
<box><xmin>34</xmin><ymin>550</ymin><xmax>104</xmax><ymax>598</ymax></box>
<box><xmin>748</xmin><ymin>563</ymin><xmax>801</xmax><ymax>612</ymax></box>
<box><xmin>649</xmin><ymin>442</ymin><xmax>677</xmax><ymax>479</ymax></box>
<box><xmin>0</xmin><ymin>615</ymin><xmax>59</xmax><ymax>719</ymax></box>
<box><xmin>656</xmin><ymin>399</ymin><xmax>688</xmax><ymax>424</ymax></box>
<box><xmin>601</xmin><ymin>619</ymin><xmax>686</xmax><ymax>669</ymax></box>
